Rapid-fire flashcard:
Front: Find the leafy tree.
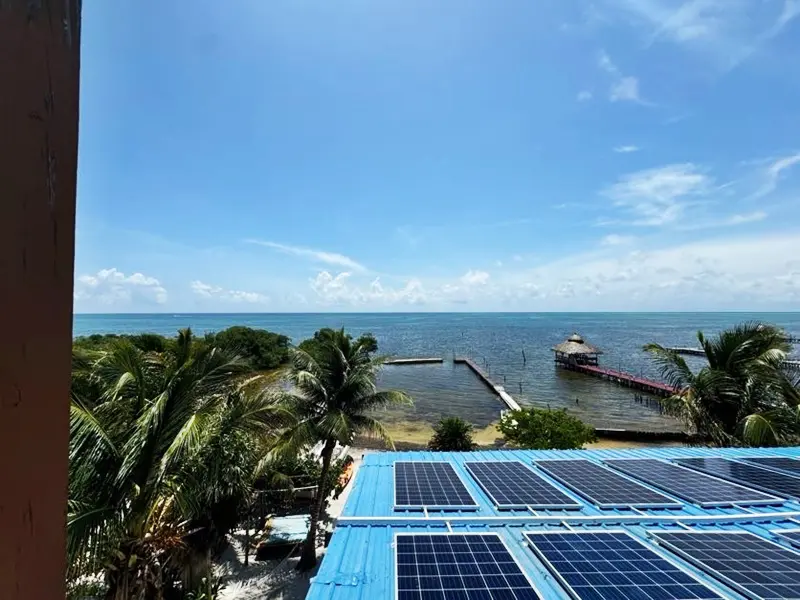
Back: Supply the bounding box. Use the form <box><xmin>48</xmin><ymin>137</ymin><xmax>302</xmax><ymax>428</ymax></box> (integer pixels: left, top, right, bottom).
<box><xmin>498</xmin><ymin>408</ymin><xmax>596</xmax><ymax>449</ymax></box>
<box><xmin>68</xmin><ymin>328</ymin><xmax>287</xmax><ymax>598</ymax></box>
<box><xmin>272</xmin><ymin>328</ymin><xmax>410</xmax><ymax>570</ymax></box>
<box><xmin>204</xmin><ymin>326</ymin><xmax>290</xmax><ymax>370</ymax></box>
<box><xmin>428</xmin><ymin>417</ymin><xmax>477</xmax><ymax>451</ymax></box>
<box><xmin>645</xmin><ymin>322</ymin><xmax>800</xmax><ymax>446</ymax></box>
<box><xmin>297</xmin><ymin>328</ymin><xmax>378</xmax><ymax>360</ymax></box>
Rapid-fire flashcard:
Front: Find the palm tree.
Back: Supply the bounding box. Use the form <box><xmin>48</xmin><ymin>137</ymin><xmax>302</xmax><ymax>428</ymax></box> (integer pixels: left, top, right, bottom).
<box><xmin>428</xmin><ymin>417</ymin><xmax>477</xmax><ymax>451</ymax></box>
<box><xmin>644</xmin><ymin>322</ymin><xmax>800</xmax><ymax>446</ymax></box>
<box><xmin>68</xmin><ymin>329</ymin><xmax>287</xmax><ymax>598</ymax></box>
<box><xmin>272</xmin><ymin>328</ymin><xmax>411</xmax><ymax>571</ymax></box>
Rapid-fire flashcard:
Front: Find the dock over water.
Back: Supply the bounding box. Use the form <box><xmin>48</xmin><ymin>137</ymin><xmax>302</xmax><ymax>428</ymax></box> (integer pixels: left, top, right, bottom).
<box><xmin>454</xmin><ymin>357</ymin><xmax>521</xmax><ymax>411</ymax></box>
<box><xmin>384</xmin><ymin>357</ymin><xmax>444</xmax><ymax>365</ymax></box>
<box><xmin>562</xmin><ymin>363</ymin><xmax>677</xmax><ymax>397</ymax></box>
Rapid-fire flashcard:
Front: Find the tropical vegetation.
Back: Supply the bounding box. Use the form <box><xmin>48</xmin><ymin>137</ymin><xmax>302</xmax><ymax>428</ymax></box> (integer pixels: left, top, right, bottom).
<box><xmin>67</xmin><ymin>325</ymin><xmax>402</xmax><ymax>597</ymax></box>
<box><xmin>645</xmin><ymin>322</ymin><xmax>800</xmax><ymax>447</ymax></box>
<box><xmin>269</xmin><ymin>327</ymin><xmax>411</xmax><ymax>570</ymax></box>
<box><xmin>497</xmin><ymin>407</ymin><xmax>597</xmax><ymax>449</ymax></box>
<box><xmin>428</xmin><ymin>417</ymin><xmax>477</xmax><ymax>451</ymax></box>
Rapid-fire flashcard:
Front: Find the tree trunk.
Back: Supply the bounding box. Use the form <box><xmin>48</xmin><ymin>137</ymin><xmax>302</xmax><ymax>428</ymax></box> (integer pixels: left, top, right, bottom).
<box><xmin>297</xmin><ymin>439</ymin><xmax>336</xmax><ymax>571</ymax></box>
<box><xmin>0</xmin><ymin>2</ymin><xmax>81</xmax><ymax>599</ymax></box>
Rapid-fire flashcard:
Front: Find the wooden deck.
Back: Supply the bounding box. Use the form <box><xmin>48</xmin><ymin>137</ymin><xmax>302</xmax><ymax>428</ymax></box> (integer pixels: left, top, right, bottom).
<box><xmin>454</xmin><ymin>357</ymin><xmax>521</xmax><ymax>411</ymax></box>
<box><xmin>560</xmin><ymin>362</ymin><xmax>677</xmax><ymax>397</ymax></box>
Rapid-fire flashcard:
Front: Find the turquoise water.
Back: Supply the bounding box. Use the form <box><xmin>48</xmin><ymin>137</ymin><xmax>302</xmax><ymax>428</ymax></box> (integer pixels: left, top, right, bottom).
<box><xmin>74</xmin><ymin>313</ymin><xmax>800</xmax><ymax>432</ymax></box>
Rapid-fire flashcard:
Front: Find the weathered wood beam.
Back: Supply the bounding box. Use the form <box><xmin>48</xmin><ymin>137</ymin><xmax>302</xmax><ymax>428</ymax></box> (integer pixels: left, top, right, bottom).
<box><xmin>0</xmin><ymin>1</ymin><xmax>82</xmax><ymax>598</ymax></box>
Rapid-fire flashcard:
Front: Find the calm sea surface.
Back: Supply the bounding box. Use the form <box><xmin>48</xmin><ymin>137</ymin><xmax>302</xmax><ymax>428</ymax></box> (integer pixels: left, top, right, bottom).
<box><xmin>74</xmin><ymin>313</ymin><xmax>800</xmax><ymax>432</ymax></box>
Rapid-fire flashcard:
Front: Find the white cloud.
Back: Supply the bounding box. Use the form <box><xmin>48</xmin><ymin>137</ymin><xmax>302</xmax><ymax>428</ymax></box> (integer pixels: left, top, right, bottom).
<box><xmin>604</xmin><ymin>0</ymin><xmax>800</xmax><ymax>69</ymax></box>
<box><xmin>752</xmin><ymin>152</ymin><xmax>800</xmax><ymax>199</ymax></box>
<box><xmin>460</xmin><ymin>270</ymin><xmax>490</xmax><ymax>286</ymax></box>
<box><xmin>512</xmin><ymin>254</ymin><xmax>523</xmax><ymax>262</ymax></box>
<box><xmin>598</xmin><ymin>51</ymin><xmax>646</xmax><ymax>104</ymax></box>
<box><xmin>577</xmin><ymin>90</ymin><xmax>593</xmax><ymax>101</ymax></box>
<box><xmin>614</xmin><ymin>145</ymin><xmax>640</xmax><ymax>153</ymax></box>
<box><xmin>310</xmin><ymin>271</ymin><xmax>427</xmax><ymax>306</ymax></box>
<box><xmin>74</xmin><ymin>268</ymin><xmax>168</xmax><ymax>305</ymax></box>
<box><xmin>603</xmin><ymin>163</ymin><xmax>712</xmax><ymax>226</ymax></box>
<box><xmin>610</xmin><ymin>77</ymin><xmax>642</xmax><ymax>103</ymax></box>
<box><xmin>726</xmin><ymin>211</ymin><xmax>768</xmax><ymax>226</ymax></box>
<box><xmin>495</xmin><ymin>231</ymin><xmax>800</xmax><ymax>309</ymax></box>
<box><xmin>247</xmin><ymin>240</ymin><xmax>366</xmax><ymax>272</ymax></box>
<box><xmin>191</xmin><ymin>280</ymin><xmax>268</xmax><ymax>304</ymax></box>
<box><xmin>601</xmin><ymin>234</ymin><xmax>636</xmax><ymax>246</ymax></box>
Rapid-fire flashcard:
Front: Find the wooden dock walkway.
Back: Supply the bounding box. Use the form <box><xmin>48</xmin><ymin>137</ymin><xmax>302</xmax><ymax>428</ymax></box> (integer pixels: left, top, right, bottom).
<box><xmin>561</xmin><ymin>362</ymin><xmax>677</xmax><ymax>397</ymax></box>
<box><xmin>454</xmin><ymin>357</ymin><xmax>521</xmax><ymax>411</ymax></box>
<box><xmin>384</xmin><ymin>357</ymin><xmax>444</xmax><ymax>365</ymax></box>
<box><xmin>667</xmin><ymin>347</ymin><xmax>705</xmax><ymax>356</ymax></box>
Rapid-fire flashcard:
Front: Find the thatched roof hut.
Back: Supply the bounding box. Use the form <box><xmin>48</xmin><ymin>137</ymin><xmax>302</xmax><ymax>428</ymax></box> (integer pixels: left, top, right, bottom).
<box><xmin>552</xmin><ymin>333</ymin><xmax>602</xmax><ymax>356</ymax></box>
<box><xmin>552</xmin><ymin>333</ymin><xmax>602</xmax><ymax>366</ymax></box>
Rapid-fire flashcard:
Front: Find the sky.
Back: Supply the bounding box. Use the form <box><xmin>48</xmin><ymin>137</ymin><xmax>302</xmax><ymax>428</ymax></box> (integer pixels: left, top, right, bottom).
<box><xmin>75</xmin><ymin>0</ymin><xmax>800</xmax><ymax>313</ymax></box>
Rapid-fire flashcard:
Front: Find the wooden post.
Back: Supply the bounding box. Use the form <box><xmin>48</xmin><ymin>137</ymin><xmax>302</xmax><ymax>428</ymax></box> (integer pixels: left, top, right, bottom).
<box><xmin>0</xmin><ymin>2</ymin><xmax>81</xmax><ymax>599</ymax></box>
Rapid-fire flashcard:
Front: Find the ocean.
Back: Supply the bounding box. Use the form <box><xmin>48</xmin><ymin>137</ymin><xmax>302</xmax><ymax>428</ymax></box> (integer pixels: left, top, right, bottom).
<box><xmin>74</xmin><ymin>313</ymin><xmax>800</xmax><ymax>433</ymax></box>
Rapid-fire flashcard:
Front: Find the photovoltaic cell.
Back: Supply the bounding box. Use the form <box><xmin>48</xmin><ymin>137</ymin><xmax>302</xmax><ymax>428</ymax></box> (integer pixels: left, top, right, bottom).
<box><xmin>739</xmin><ymin>456</ymin><xmax>800</xmax><ymax>476</ymax></box>
<box><xmin>775</xmin><ymin>530</ymin><xmax>800</xmax><ymax>548</ymax></box>
<box><xmin>395</xmin><ymin>533</ymin><xmax>540</xmax><ymax>600</ymax></box>
<box><xmin>675</xmin><ymin>457</ymin><xmax>800</xmax><ymax>499</ymax></box>
<box><xmin>464</xmin><ymin>461</ymin><xmax>581</xmax><ymax>510</ymax></box>
<box><xmin>653</xmin><ymin>530</ymin><xmax>800</xmax><ymax>600</ymax></box>
<box><xmin>534</xmin><ymin>459</ymin><xmax>682</xmax><ymax>509</ymax></box>
<box><xmin>525</xmin><ymin>531</ymin><xmax>723</xmax><ymax>600</ymax></box>
<box><xmin>394</xmin><ymin>462</ymin><xmax>478</xmax><ymax>510</ymax></box>
<box><xmin>604</xmin><ymin>459</ymin><xmax>781</xmax><ymax>507</ymax></box>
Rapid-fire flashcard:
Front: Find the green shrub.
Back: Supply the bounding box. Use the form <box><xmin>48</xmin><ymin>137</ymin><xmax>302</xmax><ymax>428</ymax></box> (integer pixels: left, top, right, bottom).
<box><xmin>429</xmin><ymin>417</ymin><xmax>477</xmax><ymax>451</ymax></box>
<box><xmin>205</xmin><ymin>326</ymin><xmax>290</xmax><ymax>370</ymax></box>
<box><xmin>297</xmin><ymin>328</ymin><xmax>378</xmax><ymax>361</ymax></box>
<box><xmin>497</xmin><ymin>408</ymin><xmax>596</xmax><ymax>449</ymax></box>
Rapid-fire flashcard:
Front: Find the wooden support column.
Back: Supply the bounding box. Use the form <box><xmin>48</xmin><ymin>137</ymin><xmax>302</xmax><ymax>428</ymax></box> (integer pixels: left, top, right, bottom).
<box><xmin>0</xmin><ymin>1</ymin><xmax>82</xmax><ymax>598</ymax></box>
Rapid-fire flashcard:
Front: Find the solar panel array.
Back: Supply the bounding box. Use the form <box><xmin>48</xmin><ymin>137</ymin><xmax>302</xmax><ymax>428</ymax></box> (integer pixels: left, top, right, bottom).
<box><xmin>654</xmin><ymin>531</ymin><xmax>800</xmax><ymax>600</ymax></box>
<box><xmin>604</xmin><ymin>459</ymin><xmax>780</xmax><ymax>507</ymax></box>
<box><xmin>396</xmin><ymin>533</ymin><xmax>540</xmax><ymax>600</ymax></box>
<box><xmin>740</xmin><ymin>456</ymin><xmax>800</xmax><ymax>476</ymax></box>
<box><xmin>525</xmin><ymin>531</ymin><xmax>722</xmax><ymax>600</ymax></box>
<box><xmin>534</xmin><ymin>459</ymin><xmax>681</xmax><ymax>508</ymax></box>
<box><xmin>394</xmin><ymin>462</ymin><xmax>478</xmax><ymax>510</ymax></box>
<box><xmin>464</xmin><ymin>461</ymin><xmax>581</xmax><ymax>510</ymax></box>
<box><xmin>775</xmin><ymin>530</ymin><xmax>800</xmax><ymax>548</ymax></box>
<box><xmin>675</xmin><ymin>457</ymin><xmax>800</xmax><ymax>498</ymax></box>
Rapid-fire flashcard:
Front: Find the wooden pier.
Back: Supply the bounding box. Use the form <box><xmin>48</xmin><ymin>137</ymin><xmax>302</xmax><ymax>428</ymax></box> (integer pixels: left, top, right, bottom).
<box><xmin>560</xmin><ymin>362</ymin><xmax>677</xmax><ymax>397</ymax></box>
<box><xmin>384</xmin><ymin>357</ymin><xmax>444</xmax><ymax>365</ymax></box>
<box><xmin>667</xmin><ymin>347</ymin><xmax>705</xmax><ymax>356</ymax></box>
<box><xmin>553</xmin><ymin>332</ymin><xmax>676</xmax><ymax>398</ymax></box>
<box><xmin>454</xmin><ymin>357</ymin><xmax>521</xmax><ymax>411</ymax></box>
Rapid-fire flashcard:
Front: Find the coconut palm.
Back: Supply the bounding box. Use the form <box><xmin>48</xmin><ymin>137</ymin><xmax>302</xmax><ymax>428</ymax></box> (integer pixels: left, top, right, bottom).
<box><xmin>644</xmin><ymin>322</ymin><xmax>800</xmax><ymax>446</ymax></box>
<box><xmin>68</xmin><ymin>329</ymin><xmax>287</xmax><ymax>599</ymax></box>
<box><xmin>271</xmin><ymin>328</ymin><xmax>411</xmax><ymax>571</ymax></box>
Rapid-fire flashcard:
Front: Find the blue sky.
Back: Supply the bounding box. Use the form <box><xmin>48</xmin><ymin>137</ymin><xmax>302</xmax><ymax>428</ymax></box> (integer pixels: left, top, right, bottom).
<box><xmin>75</xmin><ymin>0</ymin><xmax>800</xmax><ymax>312</ymax></box>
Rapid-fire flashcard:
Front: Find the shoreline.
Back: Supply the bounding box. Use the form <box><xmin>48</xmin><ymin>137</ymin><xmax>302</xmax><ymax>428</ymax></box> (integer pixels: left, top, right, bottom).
<box><xmin>358</xmin><ymin>420</ymin><xmax>688</xmax><ymax>451</ymax></box>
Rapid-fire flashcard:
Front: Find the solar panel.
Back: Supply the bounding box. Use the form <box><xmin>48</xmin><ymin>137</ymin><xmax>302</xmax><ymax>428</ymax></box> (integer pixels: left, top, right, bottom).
<box><xmin>675</xmin><ymin>457</ymin><xmax>800</xmax><ymax>499</ymax></box>
<box><xmin>740</xmin><ymin>456</ymin><xmax>800</xmax><ymax>476</ymax></box>
<box><xmin>775</xmin><ymin>530</ymin><xmax>800</xmax><ymax>548</ymax></box>
<box><xmin>653</xmin><ymin>530</ymin><xmax>800</xmax><ymax>600</ymax></box>
<box><xmin>394</xmin><ymin>462</ymin><xmax>478</xmax><ymax>510</ymax></box>
<box><xmin>395</xmin><ymin>533</ymin><xmax>541</xmax><ymax>600</ymax></box>
<box><xmin>534</xmin><ymin>459</ymin><xmax>682</xmax><ymax>509</ymax></box>
<box><xmin>525</xmin><ymin>531</ymin><xmax>723</xmax><ymax>600</ymax></box>
<box><xmin>604</xmin><ymin>459</ymin><xmax>781</xmax><ymax>507</ymax></box>
<box><xmin>464</xmin><ymin>461</ymin><xmax>581</xmax><ymax>510</ymax></box>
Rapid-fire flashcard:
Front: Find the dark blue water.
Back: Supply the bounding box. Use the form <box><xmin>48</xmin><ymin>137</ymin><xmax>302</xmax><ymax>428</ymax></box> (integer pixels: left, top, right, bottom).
<box><xmin>74</xmin><ymin>313</ymin><xmax>800</xmax><ymax>432</ymax></box>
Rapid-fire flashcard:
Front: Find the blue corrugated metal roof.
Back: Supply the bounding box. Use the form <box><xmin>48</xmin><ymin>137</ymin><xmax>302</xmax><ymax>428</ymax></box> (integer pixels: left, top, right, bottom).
<box><xmin>307</xmin><ymin>446</ymin><xmax>800</xmax><ymax>600</ymax></box>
